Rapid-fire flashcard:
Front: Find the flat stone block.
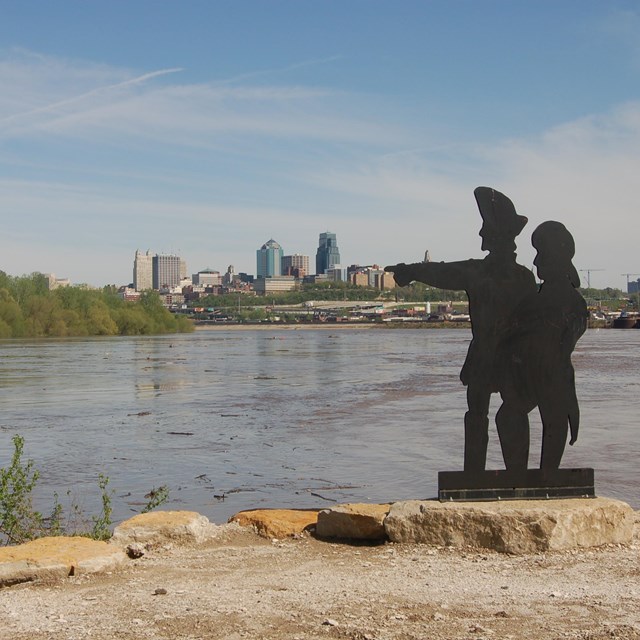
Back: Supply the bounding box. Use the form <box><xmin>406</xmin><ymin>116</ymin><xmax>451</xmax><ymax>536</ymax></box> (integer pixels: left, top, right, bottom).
<box><xmin>316</xmin><ymin>503</ymin><xmax>390</xmax><ymax>540</ymax></box>
<box><xmin>384</xmin><ymin>497</ymin><xmax>634</xmax><ymax>554</ymax></box>
<box><xmin>111</xmin><ymin>510</ymin><xmax>216</xmax><ymax>547</ymax></box>
<box><xmin>0</xmin><ymin>536</ymin><xmax>126</xmax><ymax>587</ymax></box>
<box><xmin>229</xmin><ymin>509</ymin><xmax>319</xmax><ymax>539</ymax></box>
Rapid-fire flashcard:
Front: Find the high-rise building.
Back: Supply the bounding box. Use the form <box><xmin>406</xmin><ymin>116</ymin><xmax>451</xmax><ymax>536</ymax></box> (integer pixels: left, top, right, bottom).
<box><xmin>133</xmin><ymin>250</ymin><xmax>154</xmax><ymax>292</ymax></box>
<box><xmin>256</xmin><ymin>239</ymin><xmax>284</xmax><ymax>278</ymax></box>
<box><xmin>223</xmin><ymin>265</ymin><xmax>236</xmax><ymax>285</ymax></box>
<box><xmin>315</xmin><ymin>232</ymin><xmax>341</xmax><ymax>275</ymax></box>
<box><xmin>153</xmin><ymin>254</ymin><xmax>183</xmax><ymax>290</ymax></box>
<box><xmin>282</xmin><ymin>254</ymin><xmax>309</xmax><ymax>277</ymax></box>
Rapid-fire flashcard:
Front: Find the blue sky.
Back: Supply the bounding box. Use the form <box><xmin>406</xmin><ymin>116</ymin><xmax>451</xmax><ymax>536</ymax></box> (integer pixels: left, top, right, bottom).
<box><xmin>1</xmin><ymin>1</ymin><xmax>639</xmax><ymax>289</ymax></box>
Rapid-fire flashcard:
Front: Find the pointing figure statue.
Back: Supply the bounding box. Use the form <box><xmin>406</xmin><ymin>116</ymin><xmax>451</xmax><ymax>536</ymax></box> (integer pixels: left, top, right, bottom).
<box><xmin>385</xmin><ymin>187</ymin><xmax>537</xmax><ymax>472</ymax></box>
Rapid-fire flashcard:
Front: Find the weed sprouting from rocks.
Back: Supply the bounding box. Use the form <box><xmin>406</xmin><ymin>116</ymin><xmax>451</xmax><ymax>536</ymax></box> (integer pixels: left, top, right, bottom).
<box><xmin>0</xmin><ymin>435</ymin><xmax>170</xmax><ymax>546</ymax></box>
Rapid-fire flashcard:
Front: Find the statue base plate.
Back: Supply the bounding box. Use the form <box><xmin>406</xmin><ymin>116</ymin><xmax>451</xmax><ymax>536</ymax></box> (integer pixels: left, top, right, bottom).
<box><xmin>438</xmin><ymin>468</ymin><xmax>594</xmax><ymax>501</ymax></box>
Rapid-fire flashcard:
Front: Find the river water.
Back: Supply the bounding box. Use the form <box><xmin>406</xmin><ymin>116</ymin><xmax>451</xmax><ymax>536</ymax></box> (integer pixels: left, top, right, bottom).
<box><xmin>0</xmin><ymin>327</ymin><xmax>638</xmax><ymax>525</ymax></box>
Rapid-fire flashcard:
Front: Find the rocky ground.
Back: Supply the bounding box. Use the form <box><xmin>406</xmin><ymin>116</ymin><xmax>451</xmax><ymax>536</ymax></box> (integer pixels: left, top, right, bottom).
<box><xmin>0</xmin><ymin>521</ymin><xmax>638</xmax><ymax>640</ymax></box>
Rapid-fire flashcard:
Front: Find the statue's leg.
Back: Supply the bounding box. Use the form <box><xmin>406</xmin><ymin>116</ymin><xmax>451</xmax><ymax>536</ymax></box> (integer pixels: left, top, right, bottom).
<box><xmin>463</xmin><ymin>384</ymin><xmax>491</xmax><ymax>472</ymax></box>
<box><xmin>496</xmin><ymin>400</ymin><xmax>530</xmax><ymax>471</ymax></box>
<box><xmin>539</xmin><ymin>400</ymin><xmax>569</xmax><ymax>470</ymax></box>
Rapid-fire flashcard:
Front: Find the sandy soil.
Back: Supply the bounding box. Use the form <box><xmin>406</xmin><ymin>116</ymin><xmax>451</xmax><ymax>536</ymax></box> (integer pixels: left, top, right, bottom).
<box><xmin>1</xmin><ymin>523</ymin><xmax>639</xmax><ymax>640</ymax></box>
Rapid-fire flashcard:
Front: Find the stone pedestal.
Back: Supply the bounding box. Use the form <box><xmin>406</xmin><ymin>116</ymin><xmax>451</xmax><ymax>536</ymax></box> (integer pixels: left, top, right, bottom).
<box><xmin>384</xmin><ymin>497</ymin><xmax>634</xmax><ymax>554</ymax></box>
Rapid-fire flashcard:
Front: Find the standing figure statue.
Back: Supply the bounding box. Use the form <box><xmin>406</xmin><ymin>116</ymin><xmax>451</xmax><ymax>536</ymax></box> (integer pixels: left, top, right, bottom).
<box><xmin>495</xmin><ymin>221</ymin><xmax>588</xmax><ymax>471</ymax></box>
<box><xmin>385</xmin><ymin>187</ymin><xmax>537</xmax><ymax>472</ymax></box>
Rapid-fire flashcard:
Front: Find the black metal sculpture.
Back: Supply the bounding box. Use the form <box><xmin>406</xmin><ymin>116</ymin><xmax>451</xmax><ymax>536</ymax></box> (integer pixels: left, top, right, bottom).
<box><xmin>385</xmin><ymin>188</ymin><xmax>593</xmax><ymax>500</ymax></box>
<box><xmin>495</xmin><ymin>221</ymin><xmax>588</xmax><ymax>471</ymax></box>
<box><xmin>385</xmin><ymin>187</ymin><xmax>537</xmax><ymax>472</ymax></box>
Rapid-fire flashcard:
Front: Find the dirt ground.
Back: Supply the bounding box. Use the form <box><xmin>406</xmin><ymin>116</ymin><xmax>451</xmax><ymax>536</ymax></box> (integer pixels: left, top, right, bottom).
<box><xmin>0</xmin><ymin>523</ymin><xmax>638</xmax><ymax>640</ymax></box>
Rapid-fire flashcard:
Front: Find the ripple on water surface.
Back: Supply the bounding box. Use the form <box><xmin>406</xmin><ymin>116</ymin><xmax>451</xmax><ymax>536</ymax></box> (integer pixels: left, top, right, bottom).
<box><xmin>0</xmin><ymin>328</ymin><xmax>638</xmax><ymax>523</ymax></box>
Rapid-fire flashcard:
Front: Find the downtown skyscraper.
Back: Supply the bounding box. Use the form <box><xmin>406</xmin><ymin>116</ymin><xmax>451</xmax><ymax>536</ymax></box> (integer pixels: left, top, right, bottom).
<box><xmin>133</xmin><ymin>250</ymin><xmax>154</xmax><ymax>291</ymax></box>
<box><xmin>256</xmin><ymin>239</ymin><xmax>284</xmax><ymax>278</ymax></box>
<box><xmin>315</xmin><ymin>232</ymin><xmax>341</xmax><ymax>275</ymax></box>
<box><xmin>152</xmin><ymin>254</ymin><xmax>184</xmax><ymax>290</ymax></box>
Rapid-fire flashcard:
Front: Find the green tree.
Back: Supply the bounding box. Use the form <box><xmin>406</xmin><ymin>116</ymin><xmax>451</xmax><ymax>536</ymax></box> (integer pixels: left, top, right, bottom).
<box><xmin>86</xmin><ymin>302</ymin><xmax>119</xmax><ymax>335</ymax></box>
<box><xmin>0</xmin><ymin>273</ymin><xmax>192</xmax><ymax>337</ymax></box>
<box><xmin>0</xmin><ymin>289</ymin><xmax>25</xmax><ymax>337</ymax></box>
<box><xmin>9</xmin><ymin>273</ymin><xmax>49</xmax><ymax>306</ymax></box>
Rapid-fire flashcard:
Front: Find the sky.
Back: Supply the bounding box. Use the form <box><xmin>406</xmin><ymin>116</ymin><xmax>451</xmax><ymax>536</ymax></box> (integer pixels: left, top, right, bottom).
<box><xmin>1</xmin><ymin>1</ymin><xmax>639</xmax><ymax>290</ymax></box>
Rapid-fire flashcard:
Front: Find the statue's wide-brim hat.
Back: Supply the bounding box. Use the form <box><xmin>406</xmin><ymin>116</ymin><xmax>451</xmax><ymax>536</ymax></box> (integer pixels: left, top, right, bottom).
<box><xmin>474</xmin><ymin>186</ymin><xmax>528</xmax><ymax>237</ymax></box>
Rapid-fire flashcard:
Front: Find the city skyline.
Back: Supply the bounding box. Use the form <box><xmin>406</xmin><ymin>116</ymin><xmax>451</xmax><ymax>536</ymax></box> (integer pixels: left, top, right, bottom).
<box><xmin>2</xmin><ymin>2</ymin><xmax>640</xmax><ymax>290</ymax></box>
<box><xmin>131</xmin><ymin>232</ymin><xmax>350</xmax><ymax>290</ymax></box>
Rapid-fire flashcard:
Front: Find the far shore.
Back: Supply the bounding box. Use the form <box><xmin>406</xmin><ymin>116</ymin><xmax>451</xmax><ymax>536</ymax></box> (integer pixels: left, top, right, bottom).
<box><xmin>192</xmin><ymin>321</ymin><xmax>473</xmax><ymax>331</ymax></box>
<box><xmin>194</xmin><ymin>322</ymin><xmax>377</xmax><ymax>331</ymax></box>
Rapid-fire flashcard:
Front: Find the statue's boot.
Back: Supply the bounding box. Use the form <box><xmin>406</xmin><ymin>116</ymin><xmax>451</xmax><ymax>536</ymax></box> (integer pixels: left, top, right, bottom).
<box><xmin>496</xmin><ymin>404</ymin><xmax>529</xmax><ymax>472</ymax></box>
<box><xmin>463</xmin><ymin>412</ymin><xmax>489</xmax><ymax>472</ymax></box>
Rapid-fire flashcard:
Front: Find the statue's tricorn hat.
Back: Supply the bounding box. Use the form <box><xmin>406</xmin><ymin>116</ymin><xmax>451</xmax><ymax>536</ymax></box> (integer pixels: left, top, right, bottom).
<box><xmin>474</xmin><ymin>186</ymin><xmax>528</xmax><ymax>237</ymax></box>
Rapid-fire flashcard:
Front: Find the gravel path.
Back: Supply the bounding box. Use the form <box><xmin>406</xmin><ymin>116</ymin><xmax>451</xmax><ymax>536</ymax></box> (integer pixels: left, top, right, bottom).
<box><xmin>1</xmin><ymin>524</ymin><xmax>638</xmax><ymax>640</ymax></box>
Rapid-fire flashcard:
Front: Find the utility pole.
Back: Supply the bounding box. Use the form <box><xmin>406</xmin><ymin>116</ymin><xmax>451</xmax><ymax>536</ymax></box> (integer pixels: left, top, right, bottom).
<box><xmin>579</xmin><ymin>269</ymin><xmax>604</xmax><ymax>289</ymax></box>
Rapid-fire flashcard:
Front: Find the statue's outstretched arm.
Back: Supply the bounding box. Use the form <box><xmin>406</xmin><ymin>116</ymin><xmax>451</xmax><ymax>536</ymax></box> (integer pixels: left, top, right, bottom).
<box><xmin>385</xmin><ymin>261</ymin><xmax>470</xmax><ymax>290</ymax></box>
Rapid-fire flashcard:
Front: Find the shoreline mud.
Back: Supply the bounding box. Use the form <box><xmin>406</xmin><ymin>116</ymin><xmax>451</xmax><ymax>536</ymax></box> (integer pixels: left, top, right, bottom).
<box><xmin>1</xmin><ymin>509</ymin><xmax>638</xmax><ymax>640</ymax></box>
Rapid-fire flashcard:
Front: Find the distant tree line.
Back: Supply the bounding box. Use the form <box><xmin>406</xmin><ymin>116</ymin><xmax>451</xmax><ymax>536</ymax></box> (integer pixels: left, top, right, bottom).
<box><xmin>0</xmin><ymin>272</ymin><xmax>192</xmax><ymax>338</ymax></box>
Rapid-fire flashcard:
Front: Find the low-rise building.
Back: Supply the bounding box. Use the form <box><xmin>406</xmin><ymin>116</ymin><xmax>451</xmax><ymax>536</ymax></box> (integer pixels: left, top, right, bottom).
<box><xmin>254</xmin><ymin>276</ymin><xmax>298</xmax><ymax>294</ymax></box>
<box><xmin>193</xmin><ymin>269</ymin><xmax>222</xmax><ymax>287</ymax></box>
<box><xmin>46</xmin><ymin>274</ymin><xmax>70</xmax><ymax>290</ymax></box>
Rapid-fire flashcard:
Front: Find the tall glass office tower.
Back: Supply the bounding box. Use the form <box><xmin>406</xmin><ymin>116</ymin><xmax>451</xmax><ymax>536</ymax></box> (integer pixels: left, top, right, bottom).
<box><xmin>315</xmin><ymin>232</ymin><xmax>341</xmax><ymax>275</ymax></box>
<box><xmin>256</xmin><ymin>239</ymin><xmax>284</xmax><ymax>278</ymax></box>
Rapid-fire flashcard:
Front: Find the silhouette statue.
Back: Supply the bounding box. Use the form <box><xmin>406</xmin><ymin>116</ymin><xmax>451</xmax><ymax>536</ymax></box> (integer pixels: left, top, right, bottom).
<box><xmin>495</xmin><ymin>221</ymin><xmax>588</xmax><ymax>471</ymax></box>
<box><xmin>385</xmin><ymin>187</ymin><xmax>537</xmax><ymax>472</ymax></box>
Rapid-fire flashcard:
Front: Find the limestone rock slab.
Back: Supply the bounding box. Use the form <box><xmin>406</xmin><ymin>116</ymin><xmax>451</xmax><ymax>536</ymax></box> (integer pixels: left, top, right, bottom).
<box><xmin>316</xmin><ymin>503</ymin><xmax>390</xmax><ymax>540</ymax></box>
<box><xmin>384</xmin><ymin>497</ymin><xmax>634</xmax><ymax>554</ymax></box>
<box><xmin>229</xmin><ymin>509</ymin><xmax>319</xmax><ymax>538</ymax></box>
<box><xmin>0</xmin><ymin>536</ymin><xmax>126</xmax><ymax>587</ymax></box>
<box><xmin>111</xmin><ymin>510</ymin><xmax>216</xmax><ymax>547</ymax></box>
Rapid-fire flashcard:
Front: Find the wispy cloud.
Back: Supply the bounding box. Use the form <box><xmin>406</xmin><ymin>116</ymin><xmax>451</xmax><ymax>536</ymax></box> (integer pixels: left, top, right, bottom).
<box><xmin>216</xmin><ymin>55</ymin><xmax>343</xmax><ymax>85</ymax></box>
<box><xmin>298</xmin><ymin>100</ymin><xmax>640</xmax><ymax>283</ymax></box>
<box><xmin>0</xmin><ymin>67</ymin><xmax>183</xmax><ymax>126</ymax></box>
<box><xmin>2</xmin><ymin>49</ymin><xmax>639</xmax><ymax>289</ymax></box>
<box><xmin>0</xmin><ymin>51</ymin><xmax>398</xmax><ymax>148</ymax></box>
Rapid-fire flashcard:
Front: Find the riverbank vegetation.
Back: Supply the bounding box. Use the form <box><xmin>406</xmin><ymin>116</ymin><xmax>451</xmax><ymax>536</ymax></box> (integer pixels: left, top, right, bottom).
<box><xmin>0</xmin><ymin>435</ymin><xmax>169</xmax><ymax>545</ymax></box>
<box><xmin>0</xmin><ymin>272</ymin><xmax>192</xmax><ymax>338</ymax></box>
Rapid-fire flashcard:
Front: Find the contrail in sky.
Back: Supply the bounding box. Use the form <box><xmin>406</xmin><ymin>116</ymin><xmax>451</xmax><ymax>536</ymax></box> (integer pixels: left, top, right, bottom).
<box><xmin>217</xmin><ymin>55</ymin><xmax>343</xmax><ymax>85</ymax></box>
<box><xmin>0</xmin><ymin>67</ymin><xmax>183</xmax><ymax>125</ymax></box>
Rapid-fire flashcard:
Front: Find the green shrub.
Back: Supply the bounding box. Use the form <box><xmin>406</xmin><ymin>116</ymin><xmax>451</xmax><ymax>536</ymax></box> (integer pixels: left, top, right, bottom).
<box><xmin>0</xmin><ymin>435</ymin><xmax>170</xmax><ymax>546</ymax></box>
